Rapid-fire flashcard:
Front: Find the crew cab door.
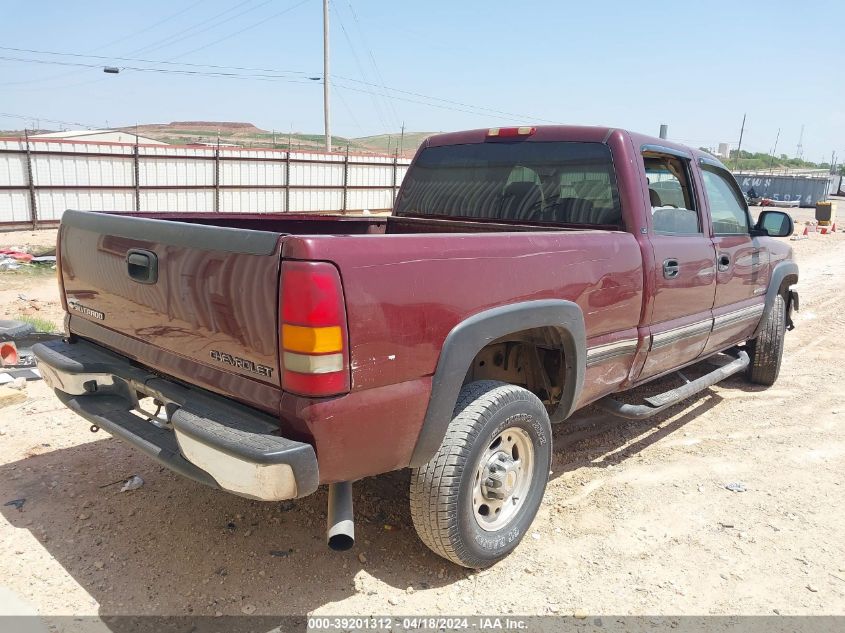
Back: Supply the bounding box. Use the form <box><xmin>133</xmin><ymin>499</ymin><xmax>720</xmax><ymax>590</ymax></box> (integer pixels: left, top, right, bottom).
<box><xmin>698</xmin><ymin>159</ymin><xmax>770</xmax><ymax>354</ymax></box>
<box><xmin>637</xmin><ymin>147</ymin><xmax>717</xmax><ymax>380</ymax></box>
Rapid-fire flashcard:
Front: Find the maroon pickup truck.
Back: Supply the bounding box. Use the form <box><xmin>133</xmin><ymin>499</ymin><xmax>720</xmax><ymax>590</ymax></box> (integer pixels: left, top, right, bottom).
<box><xmin>34</xmin><ymin>125</ymin><xmax>798</xmax><ymax>568</ymax></box>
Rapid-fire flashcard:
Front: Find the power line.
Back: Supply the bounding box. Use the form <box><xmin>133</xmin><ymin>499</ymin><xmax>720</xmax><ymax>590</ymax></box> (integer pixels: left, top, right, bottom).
<box><xmin>333</xmin><ymin>75</ymin><xmax>560</xmax><ymax>124</ymax></box>
<box><xmin>0</xmin><ymin>112</ymin><xmax>97</xmax><ymax>130</ymax></box>
<box><xmin>0</xmin><ymin>55</ymin><xmax>317</xmax><ymax>83</ymax></box>
<box><xmin>0</xmin><ymin>47</ymin><xmax>559</xmax><ymax>124</ymax></box>
<box><xmin>125</xmin><ymin>0</ymin><xmax>267</xmax><ymax>57</ymax></box>
<box><xmin>0</xmin><ymin>1</ymin><xmax>209</xmax><ymax>88</ymax></box>
<box><xmin>94</xmin><ymin>0</ymin><xmax>208</xmax><ymax>52</ymax></box>
<box><xmin>164</xmin><ymin>0</ymin><xmax>312</xmax><ymax>62</ymax></box>
<box><xmin>345</xmin><ymin>2</ymin><xmax>401</xmax><ymax>130</ymax></box>
<box><xmin>0</xmin><ymin>46</ymin><xmax>309</xmax><ymax>77</ymax></box>
<box><xmin>329</xmin><ymin>2</ymin><xmax>390</xmax><ymax>131</ymax></box>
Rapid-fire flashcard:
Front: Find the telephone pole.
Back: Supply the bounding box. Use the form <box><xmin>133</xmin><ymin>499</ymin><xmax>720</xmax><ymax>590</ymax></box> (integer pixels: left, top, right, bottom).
<box><xmin>796</xmin><ymin>124</ymin><xmax>804</xmax><ymax>160</ymax></box>
<box><xmin>768</xmin><ymin>128</ymin><xmax>780</xmax><ymax>173</ymax></box>
<box><xmin>733</xmin><ymin>113</ymin><xmax>746</xmax><ymax>171</ymax></box>
<box><xmin>399</xmin><ymin>122</ymin><xmax>405</xmax><ymax>157</ymax></box>
<box><xmin>322</xmin><ymin>0</ymin><xmax>332</xmax><ymax>152</ymax></box>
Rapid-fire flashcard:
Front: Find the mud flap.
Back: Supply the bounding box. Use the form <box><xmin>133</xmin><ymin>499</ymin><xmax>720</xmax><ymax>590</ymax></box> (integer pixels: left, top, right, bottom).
<box><xmin>786</xmin><ymin>289</ymin><xmax>799</xmax><ymax>331</ymax></box>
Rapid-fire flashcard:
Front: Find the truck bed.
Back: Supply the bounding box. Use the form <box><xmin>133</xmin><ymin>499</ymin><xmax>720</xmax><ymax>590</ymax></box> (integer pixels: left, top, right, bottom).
<box><xmin>58</xmin><ymin>209</ymin><xmax>643</xmax><ymax>480</ymax></box>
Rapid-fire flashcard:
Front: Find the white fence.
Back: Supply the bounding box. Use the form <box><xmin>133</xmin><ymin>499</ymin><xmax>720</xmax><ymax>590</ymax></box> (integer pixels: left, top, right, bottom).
<box><xmin>0</xmin><ymin>137</ymin><xmax>412</xmax><ymax>227</ymax></box>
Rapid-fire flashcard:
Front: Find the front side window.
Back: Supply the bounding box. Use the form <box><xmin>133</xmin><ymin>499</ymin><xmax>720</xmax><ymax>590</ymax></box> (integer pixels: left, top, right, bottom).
<box><xmin>701</xmin><ymin>165</ymin><xmax>750</xmax><ymax>235</ymax></box>
<box><xmin>643</xmin><ymin>153</ymin><xmax>701</xmax><ymax>235</ymax></box>
<box><xmin>395</xmin><ymin>141</ymin><xmax>622</xmax><ymax>226</ymax></box>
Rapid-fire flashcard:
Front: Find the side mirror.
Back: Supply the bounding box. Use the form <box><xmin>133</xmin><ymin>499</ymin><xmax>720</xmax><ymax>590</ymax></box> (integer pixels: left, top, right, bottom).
<box><xmin>753</xmin><ymin>210</ymin><xmax>793</xmax><ymax>238</ymax></box>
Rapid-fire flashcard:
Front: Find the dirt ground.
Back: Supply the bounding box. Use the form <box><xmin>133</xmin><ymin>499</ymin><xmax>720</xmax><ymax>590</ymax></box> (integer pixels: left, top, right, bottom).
<box><xmin>0</xmin><ymin>214</ymin><xmax>843</xmax><ymax>626</ymax></box>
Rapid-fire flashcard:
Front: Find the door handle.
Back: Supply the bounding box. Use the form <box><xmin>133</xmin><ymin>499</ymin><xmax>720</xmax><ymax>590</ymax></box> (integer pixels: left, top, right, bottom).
<box><xmin>717</xmin><ymin>253</ymin><xmax>731</xmax><ymax>271</ymax></box>
<box><xmin>126</xmin><ymin>249</ymin><xmax>158</xmax><ymax>284</ymax></box>
<box><xmin>663</xmin><ymin>258</ymin><xmax>680</xmax><ymax>279</ymax></box>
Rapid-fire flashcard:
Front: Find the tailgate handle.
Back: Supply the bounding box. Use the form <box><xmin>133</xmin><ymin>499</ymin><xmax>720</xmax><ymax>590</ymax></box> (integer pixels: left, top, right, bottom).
<box><xmin>126</xmin><ymin>249</ymin><xmax>158</xmax><ymax>284</ymax></box>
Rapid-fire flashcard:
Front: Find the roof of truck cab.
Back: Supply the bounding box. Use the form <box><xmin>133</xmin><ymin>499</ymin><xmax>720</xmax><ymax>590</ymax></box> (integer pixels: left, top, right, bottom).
<box><xmin>423</xmin><ymin>125</ymin><xmax>724</xmax><ymax>168</ymax></box>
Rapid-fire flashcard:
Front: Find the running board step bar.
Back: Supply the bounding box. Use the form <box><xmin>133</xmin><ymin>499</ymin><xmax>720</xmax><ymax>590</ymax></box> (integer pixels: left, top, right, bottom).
<box><xmin>595</xmin><ymin>351</ymin><xmax>750</xmax><ymax>420</ymax></box>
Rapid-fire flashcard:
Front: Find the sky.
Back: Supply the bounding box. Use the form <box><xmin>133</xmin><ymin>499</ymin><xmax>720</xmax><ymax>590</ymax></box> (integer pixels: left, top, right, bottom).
<box><xmin>1</xmin><ymin>0</ymin><xmax>843</xmax><ymax>161</ymax></box>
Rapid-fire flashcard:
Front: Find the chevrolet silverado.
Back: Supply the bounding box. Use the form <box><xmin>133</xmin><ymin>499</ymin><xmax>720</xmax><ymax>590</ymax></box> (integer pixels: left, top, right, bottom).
<box><xmin>34</xmin><ymin>125</ymin><xmax>798</xmax><ymax>568</ymax></box>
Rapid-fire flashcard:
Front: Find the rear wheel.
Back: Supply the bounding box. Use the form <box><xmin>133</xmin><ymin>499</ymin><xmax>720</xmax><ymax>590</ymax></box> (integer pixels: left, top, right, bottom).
<box><xmin>747</xmin><ymin>293</ymin><xmax>786</xmax><ymax>386</ymax></box>
<box><xmin>410</xmin><ymin>381</ymin><xmax>552</xmax><ymax>568</ymax></box>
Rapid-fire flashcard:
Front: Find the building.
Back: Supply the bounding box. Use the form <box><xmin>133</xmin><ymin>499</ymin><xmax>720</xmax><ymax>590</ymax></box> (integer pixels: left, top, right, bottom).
<box><xmin>717</xmin><ymin>142</ymin><xmax>731</xmax><ymax>159</ymax></box>
<box><xmin>31</xmin><ymin>129</ymin><xmax>166</xmax><ymax>145</ymax></box>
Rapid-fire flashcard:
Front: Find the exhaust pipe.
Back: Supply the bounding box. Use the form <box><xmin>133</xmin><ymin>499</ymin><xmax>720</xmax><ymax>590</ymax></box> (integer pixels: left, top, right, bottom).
<box><xmin>326</xmin><ymin>481</ymin><xmax>354</xmax><ymax>551</ymax></box>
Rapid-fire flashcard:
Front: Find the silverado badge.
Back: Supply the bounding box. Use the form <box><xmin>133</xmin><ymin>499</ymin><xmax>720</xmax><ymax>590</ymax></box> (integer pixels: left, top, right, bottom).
<box><xmin>68</xmin><ymin>300</ymin><xmax>105</xmax><ymax>321</ymax></box>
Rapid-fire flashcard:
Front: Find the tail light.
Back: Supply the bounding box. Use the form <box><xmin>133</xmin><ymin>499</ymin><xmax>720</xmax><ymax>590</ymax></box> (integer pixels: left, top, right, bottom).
<box><xmin>280</xmin><ymin>261</ymin><xmax>349</xmax><ymax>397</ymax></box>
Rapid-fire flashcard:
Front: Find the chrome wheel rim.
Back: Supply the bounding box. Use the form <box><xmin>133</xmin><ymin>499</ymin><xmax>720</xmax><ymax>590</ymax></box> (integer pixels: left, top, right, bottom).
<box><xmin>472</xmin><ymin>425</ymin><xmax>534</xmax><ymax>532</ymax></box>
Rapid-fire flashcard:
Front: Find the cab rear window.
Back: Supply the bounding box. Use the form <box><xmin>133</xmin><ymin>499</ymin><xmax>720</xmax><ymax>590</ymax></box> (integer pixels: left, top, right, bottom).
<box><xmin>395</xmin><ymin>141</ymin><xmax>622</xmax><ymax>226</ymax></box>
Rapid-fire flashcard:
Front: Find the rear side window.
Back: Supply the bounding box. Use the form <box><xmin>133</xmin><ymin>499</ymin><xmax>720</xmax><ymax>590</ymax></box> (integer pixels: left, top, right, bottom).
<box><xmin>395</xmin><ymin>141</ymin><xmax>622</xmax><ymax>226</ymax></box>
<box><xmin>643</xmin><ymin>153</ymin><xmax>701</xmax><ymax>235</ymax></box>
<box><xmin>701</xmin><ymin>165</ymin><xmax>750</xmax><ymax>235</ymax></box>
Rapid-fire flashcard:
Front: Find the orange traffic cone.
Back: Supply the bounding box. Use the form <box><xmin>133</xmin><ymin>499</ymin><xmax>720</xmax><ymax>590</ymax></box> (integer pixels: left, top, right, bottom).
<box><xmin>803</xmin><ymin>225</ymin><xmax>810</xmax><ymax>236</ymax></box>
<box><xmin>0</xmin><ymin>342</ymin><xmax>18</xmax><ymax>367</ymax></box>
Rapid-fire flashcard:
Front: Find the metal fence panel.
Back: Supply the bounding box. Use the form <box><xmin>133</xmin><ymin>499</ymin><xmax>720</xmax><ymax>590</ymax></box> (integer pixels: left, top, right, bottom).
<box><xmin>0</xmin><ymin>137</ymin><xmax>413</xmax><ymax>227</ymax></box>
<box><xmin>0</xmin><ymin>151</ymin><xmax>27</xmax><ymax>187</ymax></box>
<box><xmin>140</xmin><ymin>189</ymin><xmax>215</xmax><ymax>213</ymax></box>
<box><xmin>221</xmin><ymin>159</ymin><xmax>285</xmax><ymax>186</ymax></box>
<box><xmin>36</xmin><ymin>189</ymin><xmax>136</xmax><ymax>220</ymax></box>
<box><xmin>0</xmin><ymin>190</ymin><xmax>31</xmax><ymax>223</ymax></box>
<box><xmin>290</xmin><ymin>188</ymin><xmax>343</xmax><ymax>212</ymax></box>
<box><xmin>348</xmin><ymin>164</ymin><xmax>393</xmax><ymax>187</ymax></box>
<box><xmin>289</xmin><ymin>162</ymin><xmax>344</xmax><ymax>187</ymax></box>
<box><xmin>346</xmin><ymin>188</ymin><xmax>394</xmax><ymax>211</ymax></box>
<box><xmin>220</xmin><ymin>189</ymin><xmax>286</xmax><ymax>213</ymax></box>
<box><xmin>139</xmin><ymin>157</ymin><xmax>215</xmax><ymax>187</ymax></box>
<box><xmin>33</xmin><ymin>154</ymin><xmax>134</xmax><ymax>187</ymax></box>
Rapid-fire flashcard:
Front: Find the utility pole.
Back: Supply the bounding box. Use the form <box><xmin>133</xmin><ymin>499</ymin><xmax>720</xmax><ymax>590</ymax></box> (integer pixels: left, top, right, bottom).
<box><xmin>399</xmin><ymin>122</ymin><xmax>405</xmax><ymax>157</ymax></box>
<box><xmin>768</xmin><ymin>128</ymin><xmax>780</xmax><ymax>173</ymax></box>
<box><xmin>796</xmin><ymin>124</ymin><xmax>804</xmax><ymax>160</ymax></box>
<box><xmin>322</xmin><ymin>0</ymin><xmax>332</xmax><ymax>152</ymax></box>
<box><xmin>733</xmin><ymin>113</ymin><xmax>746</xmax><ymax>171</ymax></box>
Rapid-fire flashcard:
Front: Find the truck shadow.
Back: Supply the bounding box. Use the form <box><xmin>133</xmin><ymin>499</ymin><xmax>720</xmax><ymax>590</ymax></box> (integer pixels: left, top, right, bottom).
<box><xmin>0</xmin><ymin>365</ymin><xmax>757</xmax><ymax>622</ymax></box>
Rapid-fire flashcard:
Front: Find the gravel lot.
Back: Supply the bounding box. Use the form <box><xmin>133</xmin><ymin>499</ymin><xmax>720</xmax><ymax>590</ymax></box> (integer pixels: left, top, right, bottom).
<box><xmin>0</xmin><ymin>210</ymin><xmax>843</xmax><ymax>626</ymax></box>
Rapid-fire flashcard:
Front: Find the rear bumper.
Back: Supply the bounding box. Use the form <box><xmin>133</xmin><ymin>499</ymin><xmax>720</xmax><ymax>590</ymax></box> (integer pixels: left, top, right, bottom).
<box><xmin>33</xmin><ymin>338</ymin><xmax>319</xmax><ymax>501</ymax></box>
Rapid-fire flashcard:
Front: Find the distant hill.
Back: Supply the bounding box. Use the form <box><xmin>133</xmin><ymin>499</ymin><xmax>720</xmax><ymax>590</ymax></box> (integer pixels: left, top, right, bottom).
<box><xmin>119</xmin><ymin>121</ymin><xmax>434</xmax><ymax>156</ymax></box>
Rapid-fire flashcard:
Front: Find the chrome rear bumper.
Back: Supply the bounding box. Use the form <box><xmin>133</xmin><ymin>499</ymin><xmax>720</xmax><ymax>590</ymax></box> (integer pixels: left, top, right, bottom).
<box><xmin>34</xmin><ymin>338</ymin><xmax>319</xmax><ymax>501</ymax></box>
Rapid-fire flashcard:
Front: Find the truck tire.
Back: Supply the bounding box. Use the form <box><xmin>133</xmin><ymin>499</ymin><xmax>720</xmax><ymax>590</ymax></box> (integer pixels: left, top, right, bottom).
<box><xmin>410</xmin><ymin>380</ymin><xmax>552</xmax><ymax>568</ymax></box>
<box><xmin>747</xmin><ymin>293</ymin><xmax>786</xmax><ymax>386</ymax></box>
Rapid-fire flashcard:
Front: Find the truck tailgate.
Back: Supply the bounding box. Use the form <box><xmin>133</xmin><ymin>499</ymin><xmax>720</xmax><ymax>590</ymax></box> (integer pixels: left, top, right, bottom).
<box><xmin>59</xmin><ymin>210</ymin><xmax>284</xmax><ymax>392</ymax></box>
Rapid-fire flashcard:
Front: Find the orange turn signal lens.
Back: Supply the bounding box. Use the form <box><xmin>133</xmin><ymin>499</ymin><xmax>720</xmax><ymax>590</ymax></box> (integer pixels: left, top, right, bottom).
<box><xmin>282</xmin><ymin>324</ymin><xmax>343</xmax><ymax>354</ymax></box>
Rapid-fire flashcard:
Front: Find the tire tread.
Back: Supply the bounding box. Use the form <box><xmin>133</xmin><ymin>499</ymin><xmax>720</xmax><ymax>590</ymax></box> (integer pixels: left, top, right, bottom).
<box><xmin>410</xmin><ymin>380</ymin><xmax>546</xmax><ymax>567</ymax></box>
<box><xmin>748</xmin><ymin>293</ymin><xmax>786</xmax><ymax>385</ymax></box>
